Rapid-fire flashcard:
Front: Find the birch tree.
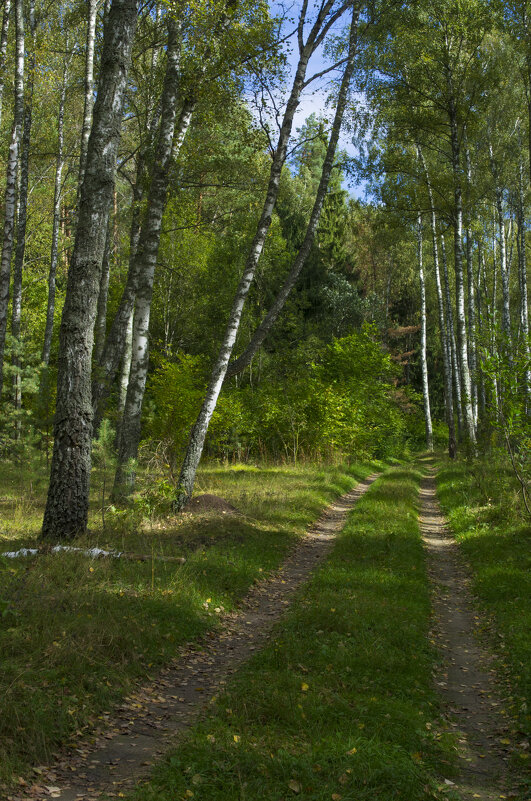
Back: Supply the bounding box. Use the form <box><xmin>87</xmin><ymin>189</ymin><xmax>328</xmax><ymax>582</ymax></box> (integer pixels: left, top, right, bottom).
<box><xmin>42</xmin><ymin>0</ymin><xmax>138</xmax><ymax>540</ymax></box>
<box><xmin>175</xmin><ymin>0</ymin><xmax>359</xmax><ymax>509</ymax></box>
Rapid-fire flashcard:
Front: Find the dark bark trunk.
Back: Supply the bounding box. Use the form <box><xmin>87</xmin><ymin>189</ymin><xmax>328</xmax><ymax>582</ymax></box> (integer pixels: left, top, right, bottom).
<box><xmin>42</xmin><ymin>0</ymin><xmax>138</xmax><ymax>540</ymax></box>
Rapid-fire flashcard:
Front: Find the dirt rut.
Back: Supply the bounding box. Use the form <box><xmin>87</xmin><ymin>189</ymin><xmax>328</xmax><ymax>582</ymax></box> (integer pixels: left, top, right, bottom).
<box><xmin>420</xmin><ymin>471</ymin><xmax>516</xmax><ymax>801</ymax></box>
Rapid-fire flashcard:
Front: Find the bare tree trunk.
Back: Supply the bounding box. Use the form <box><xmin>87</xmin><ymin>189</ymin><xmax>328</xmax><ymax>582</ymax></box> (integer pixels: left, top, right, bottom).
<box><xmin>0</xmin><ymin>0</ymin><xmax>11</xmax><ymax>130</ymax></box>
<box><xmin>490</xmin><ymin>145</ymin><xmax>512</xmax><ymax>349</ymax></box>
<box><xmin>517</xmin><ymin>159</ymin><xmax>531</xmax><ymax>404</ymax></box>
<box><xmin>115</xmin><ymin>305</ymin><xmax>133</xmax><ymax>449</ymax></box>
<box><xmin>112</xmin><ymin>16</ymin><xmax>182</xmax><ymax>497</ymax></box>
<box><xmin>441</xmin><ymin>233</ymin><xmax>463</xmax><ymax>437</ymax></box>
<box><xmin>78</xmin><ymin>0</ymin><xmax>98</xmax><ymax>190</ymax></box>
<box><xmin>93</xmin><ymin>219</ymin><xmax>111</xmax><ymax>363</ymax></box>
<box><xmin>41</xmin><ymin>0</ymin><xmax>138</xmax><ymax>540</ymax></box>
<box><xmin>11</xmin><ymin>0</ymin><xmax>35</xmax><ymax>429</ymax></box>
<box><xmin>417</xmin><ymin>211</ymin><xmax>433</xmax><ymax>451</ymax></box>
<box><xmin>447</xmin><ymin>74</ymin><xmax>476</xmax><ymax>446</ymax></box>
<box><xmin>42</xmin><ymin>53</ymin><xmax>68</xmax><ymax>368</ymax></box>
<box><xmin>418</xmin><ymin>145</ymin><xmax>456</xmax><ymax>457</ymax></box>
<box><xmin>0</xmin><ymin>0</ymin><xmax>24</xmax><ymax>393</ymax></box>
<box><xmin>175</xmin><ymin>2</ymin><xmax>357</xmax><ymax>509</ymax></box>
<box><xmin>464</xmin><ymin>142</ymin><xmax>477</xmax><ymax>425</ymax></box>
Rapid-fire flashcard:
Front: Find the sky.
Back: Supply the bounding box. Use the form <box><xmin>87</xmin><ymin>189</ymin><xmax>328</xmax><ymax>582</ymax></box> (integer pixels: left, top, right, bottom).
<box><xmin>261</xmin><ymin>1</ymin><xmax>368</xmax><ymax>200</ymax></box>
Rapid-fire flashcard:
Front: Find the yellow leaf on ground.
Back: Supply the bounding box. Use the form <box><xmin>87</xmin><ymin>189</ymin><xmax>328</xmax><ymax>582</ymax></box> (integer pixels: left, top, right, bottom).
<box><xmin>301</xmin><ymin>683</ymin><xmax>309</xmax><ymax>692</ymax></box>
<box><xmin>233</xmin><ymin>734</ymin><xmax>240</xmax><ymax>743</ymax></box>
<box><xmin>346</xmin><ymin>747</ymin><xmax>357</xmax><ymax>755</ymax></box>
<box><xmin>288</xmin><ymin>779</ymin><xmax>301</xmax><ymax>793</ymax></box>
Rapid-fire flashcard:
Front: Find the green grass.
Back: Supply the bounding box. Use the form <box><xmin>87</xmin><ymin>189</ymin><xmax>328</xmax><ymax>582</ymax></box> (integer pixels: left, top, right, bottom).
<box><xmin>128</xmin><ymin>464</ymin><xmax>457</xmax><ymax>801</ymax></box>
<box><xmin>437</xmin><ymin>456</ymin><xmax>531</xmax><ymax>754</ymax></box>
<box><xmin>0</xmin><ymin>456</ymin><xmax>382</xmax><ymax>785</ymax></box>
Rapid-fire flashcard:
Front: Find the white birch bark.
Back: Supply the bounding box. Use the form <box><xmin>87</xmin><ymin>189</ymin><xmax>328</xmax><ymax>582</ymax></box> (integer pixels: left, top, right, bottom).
<box><xmin>417</xmin><ymin>211</ymin><xmax>433</xmax><ymax>451</ymax></box>
<box><xmin>464</xmin><ymin>143</ymin><xmax>477</xmax><ymax>424</ymax></box>
<box><xmin>0</xmin><ymin>0</ymin><xmax>11</xmax><ymax>130</ymax></box>
<box><xmin>0</xmin><ymin>0</ymin><xmax>24</xmax><ymax>392</ymax></box>
<box><xmin>175</xmin><ymin>1</ymin><xmax>356</xmax><ymax>509</ymax></box>
<box><xmin>115</xmin><ymin>305</ymin><xmax>133</xmax><ymax>449</ymax></box>
<box><xmin>418</xmin><ymin>145</ymin><xmax>456</xmax><ymax>457</ymax></box>
<box><xmin>489</xmin><ymin>144</ymin><xmax>512</xmax><ymax>348</ymax></box>
<box><xmin>11</xmin><ymin>0</ymin><xmax>35</xmax><ymax>422</ymax></box>
<box><xmin>78</xmin><ymin>0</ymin><xmax>98</xmax><ymax>189</ymax></box>
<box><xmin>446</xmin><ymin>59</ymin><xmax>476</xmax><ymax>446</ymax></box>
<box><xmin>517</xmin><ymin>159</ymin><xmax>531</xmax><ymax>403</ymax></box>
<box><xmin>93</xmin><ymin>220</ymin><xmax>111</xmax><ymax>364</ymax></box>
<box><xmin>42</xmin><ymin>0</ymin><xmax>138</xmax><ymax>540</ymax></box>
<box><xmin>441</xmin><ymin>233</ymin><xmax>464</xmax><ymax>437</ymax></box>
<box><xmin>112</xmin><ymin>16</ymin><xmax>181</xmax><ymax>497</ymax></box>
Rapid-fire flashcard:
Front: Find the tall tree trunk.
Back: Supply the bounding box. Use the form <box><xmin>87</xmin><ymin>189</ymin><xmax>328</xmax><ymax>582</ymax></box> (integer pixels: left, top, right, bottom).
<box><xmin>115</xmin><ymin>305</ymin><xmax>133</xmax><ymax>449</ymax></box>
<box><xmin>489</xmin><ymin>145</ymin><xmax>512</xmax><ymax>349</ymax></box>
<box><xmin>464</xmin><ymin>142</ymin><xmax>477</xmax><ymax>426</ymax></box>
<box><xmin>112</xmin><ymin>16</ymin><xmax>182</xmax><ymax>497</ymax></box>
<box><xmin>225</xmin><ymin>9</ymin><xmax>360</xmax><ymax>379</ymax></box>
<box><xmin>517</xmin><ymin>159</ymin><xmax>531</xmax><ymax>405</ymax></box>
<box><xmin>441</xmin><ymin>233</ymin><xmax>464</xmax><ymax>437</ymax></box>
<box><xmin>417</xmin><ymin>211</ymin><xmax>433</xmax><ymax>451</ymax></box>
<box><xmin>0</xmin><ymin>0</ymin><xmax>11</xmax><ymax>130</ymax></box>
<box><xmin>93</xmin><ymin>219</ymin><xmax>111</xmax><ymax>363</ymax></box>
<box><xmin>175</xmin><ymin>2</ymin><xmax>357</xmax><ymax>509</ymax></box>
<box><xmin>11</xmin><ymin>0</ymin><xmax>35</xmax><ymax>428</ymax></box>
<box><xmin>41</xmin><ymin>0</ymin><xmax>138</xmax><ymax>540</ymax></box>
<box><xmin>78</xmin><ymin>0</ymin><xmax>98</xmax><ymax>190</ymax></box>
<box><xmin>446</xmin><ymin>72</ymin><xmax>476</xmax><ymax>446</ymax></box>
<box><xmin>42</xmin><ymin>51</ymin><xmax>68</xmax><ymax>368</ymax></box>
<box><xmin>418</xmin><ymin>145</ymin><xmax>456</xmax><ymax>457</ymax></box>
<box><xmin>0</xmin><ymin>0</ymin><xmax>24</xmax><ymax>393</ymax></box>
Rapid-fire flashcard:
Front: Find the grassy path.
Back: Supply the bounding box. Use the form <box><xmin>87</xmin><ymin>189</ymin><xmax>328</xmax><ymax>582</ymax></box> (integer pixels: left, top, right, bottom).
<box><xmin>8</xmin><ymin>474</ymin><xmax>382</xmax><ymax>801</ymax></box>
<box><xmin>115</xmin><ymin>464</ymin><xmax>457</xmax><ymax>801</ymax></box>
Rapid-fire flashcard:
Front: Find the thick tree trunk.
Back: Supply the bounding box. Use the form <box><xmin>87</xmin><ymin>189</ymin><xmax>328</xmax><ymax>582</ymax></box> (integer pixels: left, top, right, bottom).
<box><xmin>175</xmin><ymin>2</ymin><xmax>356</xmax><ymax>509</ymax></box>
<box><xmin>42</xmin><ymin>53</ymin><xmax>68</xmax><ymax>368</ymax></box>
<box><xmin>0</xmin><ymin>0</ymin><xmax>11</xmax><ymax>130</ymax></box>
<box><xmin>41</xmin><ymin>0</ymin><xmax>138</xmax><ymax>540</ymax></box>
<box><xmin>417</xmin><ymin>212</ymin><xmax>433</xmax><ymax>451</ymax></box>
<box><xmin>11</xmin><ymin>0</ymin><xmax>35</xmax><ymax>425</ymax></box>
<box><xmin>112</xmin><ymin>17</ymin><xmax>181</xmax><ymax>497</ymax></box>
<box><xmin>226</xmin><ymin>9</ymin><xmax>359</xmax><ymax>379</ymax></box>
<box><xmin>0</xmin><ymin>0</ymin><xmax>24</xmax><ymax>393</ymax></box>
<box><xmin>418</xmin><ymin>145</ymin><xmax>456</xmax><ymax>457</ymax></box>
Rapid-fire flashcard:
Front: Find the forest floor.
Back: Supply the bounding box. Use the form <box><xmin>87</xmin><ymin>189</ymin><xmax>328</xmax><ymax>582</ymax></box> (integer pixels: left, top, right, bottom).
<box><xmin>1</xmin><ymin>457</ymin><xmax>529</xmax><ymax>801</ymax></box>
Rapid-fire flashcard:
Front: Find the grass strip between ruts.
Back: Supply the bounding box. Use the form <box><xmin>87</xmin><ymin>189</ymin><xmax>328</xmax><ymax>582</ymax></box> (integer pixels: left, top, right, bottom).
<box><xmin>129</xmin><ymin>464</ymin><xmax>457</xmax><ymax>801</ymax></box>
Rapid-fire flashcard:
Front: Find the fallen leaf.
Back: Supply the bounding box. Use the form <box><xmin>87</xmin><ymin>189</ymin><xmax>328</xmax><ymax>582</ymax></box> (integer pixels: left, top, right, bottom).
<box><xmin>346</xmin><ymin>747</ymin><xmax>357</xmax><ymax>755</ymax></box>
<box><xmin>288</xmin><ymin>779</ymin><xmax>301</xmax><ymax>794</ymax></box>
<box><xmin>301</xmin><ymin>683</ymin><xmax>309</xmax><ymax>692</ymax></box>
<box><xmin>233</xmin><ymin>734</ymin><xmax>240</xmax><ymax>743</ymax></box>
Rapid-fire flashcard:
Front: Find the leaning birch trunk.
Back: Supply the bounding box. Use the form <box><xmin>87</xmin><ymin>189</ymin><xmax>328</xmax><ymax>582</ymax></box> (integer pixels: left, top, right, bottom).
<box><xmin>0</xmin><ymin>0</ymin><xmax>24</xmax><ymax>392</ymax></box>
<box><xmin>112</xmin><ymin>17</ymin><xmax>181</xmax><ymax>497</ymax></box>
<box><xmin>175</xmin><ymin>2</ymin><xmax>356</xmax><ymax>509</ymax></box>
<box><xmin>441</xmin><ymin>233</ymin><xmax>464</xmax><ymax>437</ymax></box>
<box><xmin>41</xmin><ymin>0</ymin><xmax>138</xmax><ymax>541</ymax></box>
<box><xmin>115</xmin><ymin>305</ymin><xmax>133</xmax><ymax>449</ymax></box>
<box><xmin>418</xmin><ymin>145</ymin><xmax>456</xmax><ymax>457</ymax></box>
<box><xmin>11</xmin><ymin>0</ymin><xmax>35</xmax><ymax>425</ymax></box>
<box><xmin>226</xmin><ymin>8</ymin><xmax>359</xmax><ymax>379</ymax></box>
<box><xmin>447</xmin><ymin>78</ymin><xmax>476</xmax><ymax>446</ymax></box>
<box><xmin>0</xmin><ymin>0</ymin><xmax>11</xmax><ymax>130</ymax></box>
<box><xmin>78</xmin><ymin>0</ymin><xmax>98</xmax><ymax>190</ymax></box>
<box><xmin>41</xmin><ymin>52</ymin><xmax>68</xmax><ymax>369</ymax></box>
<box><xmin>417</xmin><ymin>211</ymin><xmax>433</xmax><ymax>451</ymax></box>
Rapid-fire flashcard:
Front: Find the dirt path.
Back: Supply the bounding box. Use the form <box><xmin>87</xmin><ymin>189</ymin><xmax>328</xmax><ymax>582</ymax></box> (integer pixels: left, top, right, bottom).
<box><xmin>12</xmin><ymin>473</ymin><xmax>381</xmax><ymax>801</ymax></box>
<box><xmin>419</xmin><ymin>470</ymin><xmax>516</xmax><ymax>801</ymax></box>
